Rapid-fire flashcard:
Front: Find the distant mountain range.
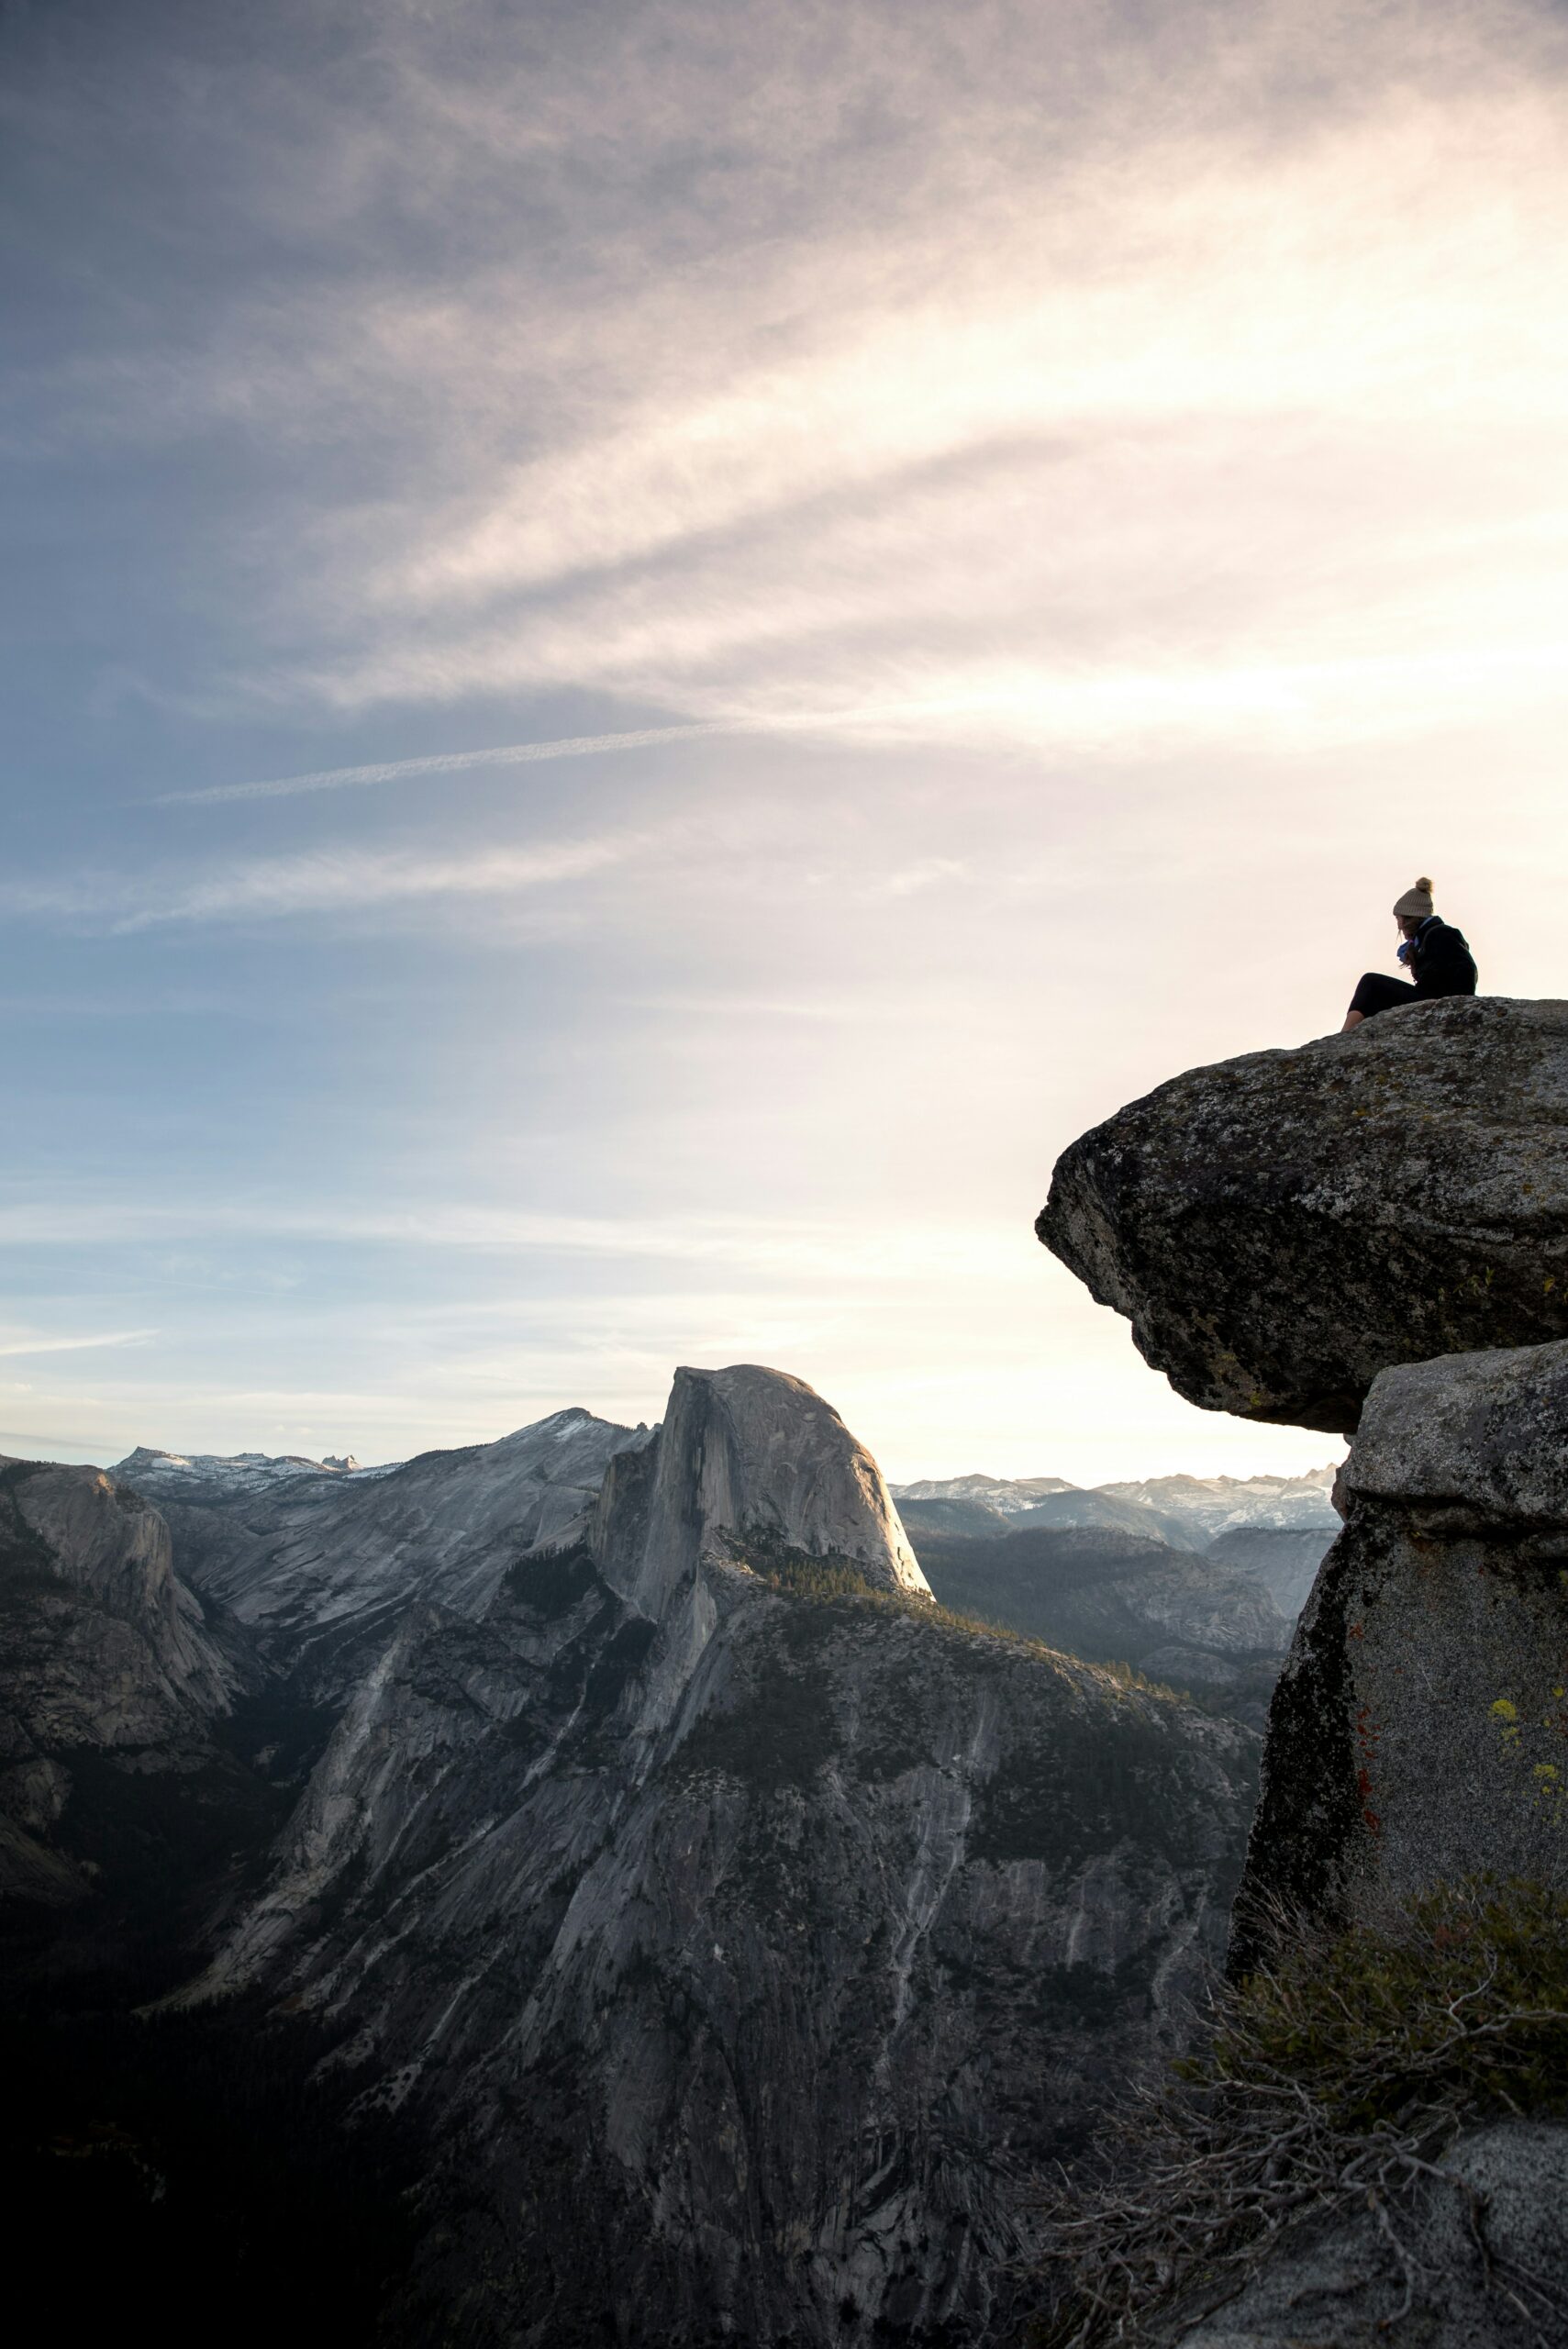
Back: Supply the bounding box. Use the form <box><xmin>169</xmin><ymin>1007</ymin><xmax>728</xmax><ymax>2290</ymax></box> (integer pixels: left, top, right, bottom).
<box><xmin>890</xmin><ymin>1466</ymin><xmax>1338</xmax><ymax>1542</ymax></box>
<box><xmin>1092</xmin><ymin>1468</ymin><xmax>1340</xmax><ymax>1536</ymax></box>
<box><xmin>114</xmin><ymin>1442</ymin><xmax>391</xmax><ymax>1492</ymax></box>
<box><xmin>105</xmin><ymin>1438</ymin><xmax>1338</xmax><ymax>1720</ymax></box>
<box><xmin>885</xmin><ymin>1474</ymin><xmax>1340</xmax><ymax>1699</ymax></box>
<box><xmin>888</xmin><ymin>1468</ymin><xmax>1338</xmax><ymax>1628</ymax></box>
<box><xmin>106</xmin><ymin>1442</ymin><xmax>1340</xmax><ymax>1650</ymax></box>
<box><xmin>115</xmin><ymin>1450</ymin><xmax>1338</xmax><ymax>1536</ymax></box>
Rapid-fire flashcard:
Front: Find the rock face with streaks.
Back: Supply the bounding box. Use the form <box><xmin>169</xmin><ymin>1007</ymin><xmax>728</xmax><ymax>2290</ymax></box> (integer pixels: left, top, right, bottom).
<box><xmin>118</xmin><ymin>1406</ymin><xmax>653</xmax><ymax>1698</ymax></box>
<box><xmin>2</xmin><ymin>1364</ymin><xmax>1264</xmax><ymax>2347</ymax></box>
<box><xmin>1038</xmin><ymin>996</ymin><xmax>1568</xmax><ymax>1434</ymax></box>
<box><xmin>168</xmin><ymin>1364</ymin><xmax>1253</xmax><ymax>2347</ymax></box>
<box><xmin>586</xmin><ymin>1362</ymin><xmax>931</xmax><ymax>1613</ymax></box>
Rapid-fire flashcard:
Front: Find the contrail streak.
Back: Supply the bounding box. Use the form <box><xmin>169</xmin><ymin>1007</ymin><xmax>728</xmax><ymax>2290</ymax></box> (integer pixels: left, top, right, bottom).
<box><xmin>155</xmin><ymin>721</ymin><xmax>741</xmax><ymax>805</ymax></box>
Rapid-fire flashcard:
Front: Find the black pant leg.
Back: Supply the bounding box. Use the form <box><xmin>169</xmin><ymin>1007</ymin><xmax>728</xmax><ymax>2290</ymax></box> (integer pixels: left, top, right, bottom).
<box><xmin>1350</xmin><ymin>972</ymin><xmax>1418</xmax><ymax>1018</ymax></box>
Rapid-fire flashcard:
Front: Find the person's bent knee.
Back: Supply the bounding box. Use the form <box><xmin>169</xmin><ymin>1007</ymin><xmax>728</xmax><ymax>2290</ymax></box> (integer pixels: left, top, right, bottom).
<box><xmin>1349</xmin><ymin>972</ymin><xmax>1416</xmax><ymax>1020</ymax></box>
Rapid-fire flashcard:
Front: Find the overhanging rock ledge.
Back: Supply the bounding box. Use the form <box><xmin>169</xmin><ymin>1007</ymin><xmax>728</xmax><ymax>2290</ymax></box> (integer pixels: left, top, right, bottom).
<box><xmin>1037</xmin><ymin>996</ymin><xmax>1568</xmax><ymax>1433</ymax></box>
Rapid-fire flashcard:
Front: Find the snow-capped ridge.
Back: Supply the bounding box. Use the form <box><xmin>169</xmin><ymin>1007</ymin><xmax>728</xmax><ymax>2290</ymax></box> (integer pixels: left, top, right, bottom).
<box><xmin>893</xmin><ymin>1463</ymin><xmax>1340</xmax><ymax>1545</ymax></box>
<box><xmin>1097</xmin><ymin>1467</ymin><xmax>1340</xmax><ymax>1537</ymax></box>
<box><xmin>892</xmin><ymin>1471</ymin><xmax>1075</xmax><ymax>1510</ymax></box>
<box><xmin>112</xmin><ymin>1443</ymin><xmax>396</xmax><ymax>1497</ymax></box>
<box><xmin>113</xmin><ymin>1408</ymin><xmax>653</xmax><ymax>1696</ymax></box>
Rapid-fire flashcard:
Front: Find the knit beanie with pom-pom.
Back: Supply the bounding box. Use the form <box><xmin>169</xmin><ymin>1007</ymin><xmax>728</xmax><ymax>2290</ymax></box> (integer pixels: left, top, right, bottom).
<box><xmin>1393</xmin><ymin>876</ymin><xmax>1434</xmax><ymax>919</ymax></box>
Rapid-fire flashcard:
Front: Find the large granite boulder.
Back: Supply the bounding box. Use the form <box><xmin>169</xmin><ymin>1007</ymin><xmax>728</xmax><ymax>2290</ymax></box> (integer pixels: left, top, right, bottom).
<box><xmin>1231</xmin><ymin>1337</ymin><xmax>1568</xmax><ymax>1963</ymax></box>
<box><xmin>1038</xmin><ymin>996</ymin><xmax>1568</xmax><ymax>1433</ymax></box>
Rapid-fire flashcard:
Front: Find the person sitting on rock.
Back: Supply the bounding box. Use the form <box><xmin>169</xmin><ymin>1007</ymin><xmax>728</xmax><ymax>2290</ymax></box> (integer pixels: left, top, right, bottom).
<box><xmin>1340</xmin><ymin>877</ymin><xmax>1477</xmax><ymax>1031</ymax></box>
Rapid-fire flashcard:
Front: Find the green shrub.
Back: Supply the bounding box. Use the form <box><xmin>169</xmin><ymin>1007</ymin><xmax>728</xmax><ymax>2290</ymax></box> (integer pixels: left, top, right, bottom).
<box><xmin>1217</xmin><ymin>1878</ymin><xmax>1568</xmax><ymax>2129</ymax></box>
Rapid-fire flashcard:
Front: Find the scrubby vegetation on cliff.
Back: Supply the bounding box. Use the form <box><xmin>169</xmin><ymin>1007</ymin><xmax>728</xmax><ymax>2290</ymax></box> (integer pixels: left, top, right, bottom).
<box><xmin>728</xmin><ymin>1521</ymin><xmax>1181</xmax><ymax>1696</ymax></box>
<box><xmin>1037</xmin><ymin>1877</ymin><xmax>1568</xmax><ymax>2345</ymax></box>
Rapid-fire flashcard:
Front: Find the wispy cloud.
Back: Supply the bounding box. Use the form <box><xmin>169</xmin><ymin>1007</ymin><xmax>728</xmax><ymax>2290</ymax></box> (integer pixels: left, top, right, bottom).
<box><xmin>8</xmin><ymin>0</ymin><xmax>1568</xmax><ymax>1486</ymax></box>
<box><xmin>873</xmin><ymin>858</ymin><xmax>968</xmax><ymax>902</ymax></box>
<box><xmin>3</xmin><ymin>833</ymin><xmax>637</xmax><ymax>931</ymax></box>
<box><xmin>196</xmin><ymin>38</ymin><xmax>1559</xmax><ymax>770</ymax></box>
<box><xmin>17</xmin><ymin>2</ymin><xmax>1568</xmax><ymax>769</ymax></box>
<box><xmin>0</xmin><ymin>1197</ymin><xmax>1024</xmax><ymax>1282</ymax></box>
<box><xmin>0</xmin><ymin>1329</ymin><xmax>158</xmax><ymax>1359</ymax></box>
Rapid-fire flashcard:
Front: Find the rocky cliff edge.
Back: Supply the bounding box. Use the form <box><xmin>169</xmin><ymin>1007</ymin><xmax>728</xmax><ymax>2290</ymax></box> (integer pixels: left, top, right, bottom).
<box><xmin>1037</xmin><ymin>997</ymin><xmax>1568</xmax><ymax>2345</ymax></box>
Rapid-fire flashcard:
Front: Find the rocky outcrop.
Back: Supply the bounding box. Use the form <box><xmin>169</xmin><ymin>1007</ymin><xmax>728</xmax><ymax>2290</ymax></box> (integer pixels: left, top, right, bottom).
<box><xmin>1167</xmin><ymin>2121</ymin><xmax>1568</xmax><ymax>2348</ymax></box>
<box><xmin>1036</xmin><ymin>1004</ymin><xmax>1568</xmax><ymax>1943</ymax></box>
<box><xmin>0</xmin><ymin>1455</ymin><xmax>242</xmax><ymax>1909</ymax></box>
<box><xmin>1232</xmin><ymin>1339</ymin><xmax>1568</xmax><ymax>1961</ymax></box>
<box><xmin>176</xmin><ymin>1364</ymin><xmax>1253</xmax><ymax>2347</ymax></box>
<box><xmin>1038</xmin><ymin>996</ymin><xmax>1568</xmax><ymax>1433</ymax></box>
<box><xmin>579</xmin><ymin>1361</ymin><xmax>930</xmax><ymax>1614</ymax></box>
<box><xmin>1039</xmin><ymin>1008</ymin><xmax>1568</xmax><ymax>2346</ymax></box>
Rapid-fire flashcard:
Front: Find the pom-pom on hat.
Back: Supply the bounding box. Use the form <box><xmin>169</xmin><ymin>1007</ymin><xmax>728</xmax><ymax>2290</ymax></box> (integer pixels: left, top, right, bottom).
<box><xmin>1393</xmin><ymin>875</ymin><xmax>1434</xmax><ymax>919</ymax></box>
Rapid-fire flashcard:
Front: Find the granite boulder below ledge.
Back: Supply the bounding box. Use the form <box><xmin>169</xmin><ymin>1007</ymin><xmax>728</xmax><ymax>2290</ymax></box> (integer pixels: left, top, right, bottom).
<box><xmin>1038</xmin><ymin>996</ymin><xmax>1568</xmax><ymax>1434</ymax></box>
<box><xmin>1230</xmin><ymin>1338</ymin><xmax>1568</xmax><ymax>1966</ymax></box>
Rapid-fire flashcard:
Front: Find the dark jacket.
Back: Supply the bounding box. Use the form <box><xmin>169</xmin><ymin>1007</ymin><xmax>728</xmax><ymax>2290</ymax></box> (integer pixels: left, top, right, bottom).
<box><xmin>1408</xmin><ymin>914</ymin><xmax>1478</xmax><ymax>998</ymax></box>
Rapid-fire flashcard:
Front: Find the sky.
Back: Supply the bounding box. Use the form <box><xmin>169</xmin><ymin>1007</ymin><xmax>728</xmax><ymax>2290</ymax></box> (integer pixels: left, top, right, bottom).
<box><xmin>4</xmin><ymin>0</ymin><xmax>1567</xmax><ymax>1486</ymax></box>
